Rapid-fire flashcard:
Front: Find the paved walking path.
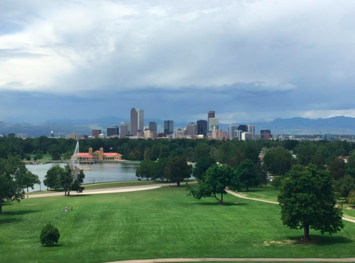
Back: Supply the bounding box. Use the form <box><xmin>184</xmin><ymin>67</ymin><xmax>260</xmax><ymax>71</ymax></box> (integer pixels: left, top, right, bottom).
<box><xmin>226</xmin><ymin>190</ymin><xmax>355</xmax><ymax>224</ymax></box>
<box><xmin>106</xmin><ymin>257</ymin><xmax>355</xmax><ymax>262</ymax></box>
<box><xmin>27</xmin><ymin>184</ymin><xmax>164</xmax><ymax>198</ymax></box>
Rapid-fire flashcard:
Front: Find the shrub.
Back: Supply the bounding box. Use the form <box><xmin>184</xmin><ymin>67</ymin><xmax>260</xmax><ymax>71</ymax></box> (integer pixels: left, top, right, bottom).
<box><xmin>40</xmin><ymin>223</ymin><xmax>60</xmax><ymax>246</ymax></box>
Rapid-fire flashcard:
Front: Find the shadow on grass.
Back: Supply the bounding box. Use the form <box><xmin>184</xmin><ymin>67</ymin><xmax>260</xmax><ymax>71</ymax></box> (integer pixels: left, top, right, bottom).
<box><xmin>1</xmin><ymin>210</ymin><xmax>40</xmax><ymax>216</ymax></box>
<box><xmin>42</xmin><ymin>243</ymin><xmax>64</xmax><ymax>248</ymax></box>
<box><xmin>287</xmin><ymin>235</ymin><xmax>353</xmax><ymax>246</ymax></box>
<box><xmin>0</xmin><ymin>218</ymin><xmax>22</xmax><ymax>224</ymax></box>
<box><xmin>193</xmin><ymin>202</ymin><xmax>247</xmax><ymax>206</ymax></box>
<box><xmin>65</xmin><ymin>194</ymin><xmax>90</xmax><ymax>198</ymax></box>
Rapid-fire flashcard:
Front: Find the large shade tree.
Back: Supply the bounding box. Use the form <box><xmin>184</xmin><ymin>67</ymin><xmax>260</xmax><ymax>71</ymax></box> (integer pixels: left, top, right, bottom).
<box><xmin>190</xmin><ymin>164</ymin><xmax>241</xmax><ymax>205</ymax></box>
<box><xmin>236</xmin><ymin>159</ymin><xmax>260</xmax><ymax>191</ymax></box>
<box><xmin>0</xmin><ymin>157</ymin><xmax>39</xmax><ymax>213</ymax></box>
<box><xmin>278</xmin><ymin>165</ymin><xmax>344</xmax><ymax>241</ymax></box>
<box><xmin>263</xmin><ymin>147</ymin><xmax>292</xmax><ymax>176</ymax></box>
<box><xmin>167</xmin><ymin>156</ymin><xmax>191</xmax><ymax>186</ymax></box>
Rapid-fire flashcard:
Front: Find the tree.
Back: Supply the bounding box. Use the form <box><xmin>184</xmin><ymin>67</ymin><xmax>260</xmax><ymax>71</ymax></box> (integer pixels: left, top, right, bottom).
<box><xmin>347</xmin><ymin>190</ymin><xmax>355</xmax><ymax>205</ymax></box>
<box><xmin>71</xmin><ymin>169</ymin><xmax>85</xmax><ymax>193</ymax></box>
<box><xmin>159</xmin><ymin>146</ymin><xmax>170</xmax><ymax>159</ymax></box>
<box><xmin>0</xmin><ymin>157</ymin><xmax>34</xmax><ymax>214</ymax></box>
<box><xmin>329</xmin><ymin>159</ymin><xmax>345</xmax><ymax>180</ymax></box>
<box><xmin>44</xmin><ymin>165</ymin><xmax>64</xmax><ymax>190</ymax></box>
<box><xmin>40</xmin><ymin>223</ymin><xmax>60</xmax><ymax>246</ymax></box>
<box><xmin>151</xmin><ymin>158</ymin><xmax>170</xmax><ymax>180</ymax></box>
<box><xmin>16</xmin><ymin>170</ymin><xmax>40</xmax><ymax>192</ymax></box>
<box><xmin>189</xmin><ymin>164</ymin><xmax>241</xmax><ymax>204</ymax></box>
<box><xmin>278</xmin><ymin>165</ymin><xmax>344</xmax><ymax>242</ymax></box>
<box><xmin>263</xmin><ymin>147</ymin><xmax>292</xmax><ymax>176</ymax></box>
<box><xmin>193</xmin><ymin>157</ymin><xmax>216</xmax><ymax>180</ymax></box>
<box><xmin>136</xmin><ymin>160</ymin><xmax>154</xmax><ymax>180</ymax></box>
<box><xmin>60</xmin><ymin>164</ymin><xmax>77</xmax><ymax>196</ymax></box>
<box><xmin>236</xmin><ymin>159</ymin><xmax>260</xmax><ymax>191</ymax></box>
<box><xmin>167</xmin><ymin>156</ymin><xmax>191</xmax><ymax>186</ymax></box>
<box><xmin>334</xmin><ymin>175</ymin><xmax>355</xmax><ymax>200</ymax></box>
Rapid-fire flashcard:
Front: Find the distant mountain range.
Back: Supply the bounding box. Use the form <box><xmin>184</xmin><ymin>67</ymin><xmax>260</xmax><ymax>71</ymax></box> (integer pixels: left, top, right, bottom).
<box><xmin>2</xmin><ymin>116</ymin><xmax>355</xmax><ymax>137</ymax></box>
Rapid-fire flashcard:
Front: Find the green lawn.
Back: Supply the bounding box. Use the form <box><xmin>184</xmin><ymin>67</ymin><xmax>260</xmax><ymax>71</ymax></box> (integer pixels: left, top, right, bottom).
<box><xmin>83</xmin><ymin>180</ymin><xmax>161</xmax><ymax>190</ymax></box>
<box><xmin>28</xmin><ymin>153</ymin><xmax>53</xmax><ymax>162</ymax></box>
<box><xmin>1</xmin><ymin>187</ymin><xmax>355</xmax><ymax>263</ymax></box>
<box><xmin>237</xmin><ymin>184</ymin><xmax>279</xmax><ymax>202</ymax></box>
<box><xmin>237</xmin><ymin>185</ymin><xmax>355</xmax><ymax>220</ymax></box>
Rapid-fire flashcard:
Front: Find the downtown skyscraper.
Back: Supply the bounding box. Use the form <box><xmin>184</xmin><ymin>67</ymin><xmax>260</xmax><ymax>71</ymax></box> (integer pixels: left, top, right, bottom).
<box><xmin>130</xmin><ymin>108</ymin><xmax>144</xmax><ymax>136</ymax></box>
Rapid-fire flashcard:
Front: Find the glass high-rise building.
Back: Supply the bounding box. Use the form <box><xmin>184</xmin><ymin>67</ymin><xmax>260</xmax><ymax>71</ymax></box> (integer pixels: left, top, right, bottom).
<box><xmin>197</xmin><ymin>120</ymin><xmax>207</xmax><ymax>135</ymax></box>
<box><xmin>107</xmin><ymin>126</ymin><xmax>119</xmax><ymax>137</ymax></box>
<box><xmin>120</xmin><ymin>122</ymin><xmax>128</xmax><ymax>138</ymax></box>
<box><xmin>130</xmin><ymin>108</ymin><xmax>138</xmax><ymax>136</ymax></box>
<box><xmin>164</xmin><ymin>120</ymin><xmax>174</xmax><ymax>135</ymax></box>
<box><xmin>149</xmin><ymin>122</ymin><xmax>157</xmax><ymax>132</ymax></box>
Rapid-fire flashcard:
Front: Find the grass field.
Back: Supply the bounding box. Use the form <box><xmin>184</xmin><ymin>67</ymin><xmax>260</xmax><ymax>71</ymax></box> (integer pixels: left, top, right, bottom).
<box><xmin>237</xmin><ymin>185</ymin><xmax>279</xmax><ymax>202</ymax></box>
<box><xmin>237</xmin><ymin>185</ymin><xmax>355</xmax><ymax>220</ymax></box>
<box><xmin>1</xmin><ymin>186</ymin><xmax>355</xmax><ymax>263</ymax></box>
<box><xmin>28</xmin><ymin>153</ymin><xmax>53</xmax><ymax>162</ymax></box>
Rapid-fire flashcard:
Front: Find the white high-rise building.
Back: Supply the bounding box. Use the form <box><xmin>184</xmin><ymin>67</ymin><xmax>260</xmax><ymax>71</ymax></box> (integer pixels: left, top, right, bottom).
<box><xmin>229</xmin><ymin>125</ymin><xmax>239</xmax><ymax>139</ymax></box>
<box><xmin>120</xmin><ymin>122</ymin><xmax>128</xmax><ymax>138</ymax></box>
<box><xmin>242</xmin><ymin>132</ymin><xmax>253</xmax><ymax>141</ymax></box>
<box><xmin>247</xmin><ymin>125</ymin><xmax>255</xmax><ymax>140</ymax></box>
<box><xmin>137</xmin><ymin>109</ymin><xmax>144</xmax><ymax>132</ymax></box>
<box><xmin>208</xmin><ymin>118</ymin><xmax>219</xmax><ymax>131</ymax></box>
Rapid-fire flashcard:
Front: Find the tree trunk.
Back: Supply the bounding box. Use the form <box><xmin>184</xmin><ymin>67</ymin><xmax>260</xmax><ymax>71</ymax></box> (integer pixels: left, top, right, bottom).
<box><xmin>177</xmin><ymin>181</ymin><xmax>180</xmax><ymax>187</ymax></box>
<box><xmin>0</xmin><ymin>199</ymin><xmax>2</xmax><ymax>214</ymax></box>
<box><xmin>220</xmin><ymin>193</ymin><xmax>224</xmax><ymax>205</ymax></box>
<box><xmin>68</xmin><ymin>190</ymin><xmax>70</xmax><ymax>196</ymax></box>
<box><xmin>304</xmin><ymin>224</ymin><xmax>310</xmax><ymax>242</ymax></box>
<box><xmin>246</xmin><ymin>186</ymin><xmax>249</xmax><ymax>192</ymax></box>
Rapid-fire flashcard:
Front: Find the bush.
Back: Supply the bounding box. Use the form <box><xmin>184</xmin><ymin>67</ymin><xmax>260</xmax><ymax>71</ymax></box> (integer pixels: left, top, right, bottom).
<box><xmin>40</xmin><ymin>223</ymin><xmax>60</xmax><ymax>246</ymax></box>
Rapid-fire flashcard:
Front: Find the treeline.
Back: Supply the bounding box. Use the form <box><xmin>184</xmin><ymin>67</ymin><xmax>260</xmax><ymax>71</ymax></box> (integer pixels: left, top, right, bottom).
<box><xmin>1</xmin><ymin>136</ymin><xmax>355</xmax><ymax>165</ymax></box>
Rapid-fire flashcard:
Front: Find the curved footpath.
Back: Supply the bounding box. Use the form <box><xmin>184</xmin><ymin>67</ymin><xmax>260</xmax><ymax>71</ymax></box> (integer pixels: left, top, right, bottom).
<box><xmin>27</xmin><ymin>184</ymin><xmax>164</xmax><ymax>198</ymax></box>
<box><xmin>226</xmin><ymin>190</ymin><xmax>355</xmax><ymax>224</ymax></box>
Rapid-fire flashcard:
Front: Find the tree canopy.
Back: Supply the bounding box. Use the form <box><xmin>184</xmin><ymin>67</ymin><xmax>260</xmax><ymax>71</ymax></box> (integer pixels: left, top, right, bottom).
<box><xmin>278</xmin><ymin>165</ymin><xmax>344</xmax><ymax>241</ymax></box>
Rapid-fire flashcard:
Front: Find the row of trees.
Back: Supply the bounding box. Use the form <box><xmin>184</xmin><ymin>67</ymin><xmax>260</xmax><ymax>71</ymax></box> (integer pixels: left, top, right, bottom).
<box><xmin>262</xmin><ymin>146</ymin><xmax>355</xmax><ymax>203</ymax></box>
<box><xmin>44</xmin><ymin>165</ymin><xmax>85</xmax><ymax>196</ymax></box>
<box><xmin>0</xmin><ymin>157</ymin><xmax>40</xmax><ymax>214</ymax></box>
<box><xmin>2</xmin><ymin>135</ymin><xmax>355</xmax><ymax>165</ymax></box>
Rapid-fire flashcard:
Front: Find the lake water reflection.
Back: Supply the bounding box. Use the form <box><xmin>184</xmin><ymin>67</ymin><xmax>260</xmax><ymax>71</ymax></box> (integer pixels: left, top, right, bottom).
<box><xmin>26</xmin><ymin>163</ymin><xmax>139</xmax><ymax>192</ymax></box>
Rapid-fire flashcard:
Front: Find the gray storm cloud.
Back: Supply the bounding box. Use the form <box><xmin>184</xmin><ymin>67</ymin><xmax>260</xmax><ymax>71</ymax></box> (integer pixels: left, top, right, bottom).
<box><xmin>0</xmin><ymin>0</ymin><xmax>355</xmax><ymax>123</ymax></box>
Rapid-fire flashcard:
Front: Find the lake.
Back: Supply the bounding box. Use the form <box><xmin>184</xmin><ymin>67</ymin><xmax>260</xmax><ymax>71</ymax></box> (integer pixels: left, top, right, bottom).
<box><xmin>26</xmin><ymin>162</ymin><xmax>139</xmax><ymax>192</ymax></box>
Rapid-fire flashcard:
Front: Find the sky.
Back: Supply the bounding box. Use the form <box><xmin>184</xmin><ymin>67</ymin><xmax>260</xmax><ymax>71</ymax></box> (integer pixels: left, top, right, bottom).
<box><xmin>1</xmin><ymin>0</ymin><xmax>355</xmax><ymax>124</ymax></box>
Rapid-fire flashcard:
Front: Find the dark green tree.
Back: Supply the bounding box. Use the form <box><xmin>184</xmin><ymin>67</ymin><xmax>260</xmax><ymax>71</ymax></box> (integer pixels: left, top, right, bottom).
<box><xmin>60</xmin><ymin>165</ymin><xmax>74</xmax><ymax>196</ymax></box>
<box><xmin>44</xmin><ymin>165</ymin><xmax>64</xmax><ymax>190</ymax></box>
<box><xmin>193</xmin><ymin>157</ymin><xmax>216</xmax><ymax>180</ymax></box>
<box><xmin>236</xmin><ymin>159</ymin><xmax>260</xmax><ymax>191</ymax></box>
<box><xmin>40</xmin><ymin>223</ymin><xmax>60</xmax><ymax>246</ymax></box>
<box><xmin>329</xmin><ymin>159</ymin><xmax>346</xmax><ymax>180</ymax></box>
<box><xmin>189</xmin><ymin>164</ymin><xmax>241</xmax><ymax>204</ymax></box>
<box><xmin>278</xmin><ymin>165</ymin><xmax>344</xmax><ymax>241</ymax></box>
<box><xmin>167</xmin><ymin>156</ymin><xmax>191</xmax><ymax>186</ymax></box>
<box><xmin>334</xmin><ymin>175</ymin><xmax>355</xmax><ymax>200</ymax></box>
<box><xmin>263</xmin><ymin>147</ymin><xmax>292</xmax><ymax>176</ymax></box>
<box><xmin>151</xmin><ymin>158</ymin><xmax>170</xmax><ymax>180</ymax></box>
<box><xmin>136</xmin><ymin>160</ymin><xmax>154</xmax><ymax>180</ymax></box>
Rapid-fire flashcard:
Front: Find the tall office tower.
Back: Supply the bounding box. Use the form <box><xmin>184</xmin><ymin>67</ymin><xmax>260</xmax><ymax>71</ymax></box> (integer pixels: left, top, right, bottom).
<box><xmin>228</xmin><ymin>125</ymin><xmax>239</xmax><ymax>139</ymax></box>
<box><xmin>186</xmin><ymin>122</ymin><xmax>197</xmax><ymax>136</ymax></box>
<box><xmin>234</xmin><ymin>130</ymin><xmax>243</xmax><ymax>140</ymax></box>
<box><xmin>137</xmin><ymin>109</ymin><xmax>144</xmax><ymax>132</ymax></box>
<box><xmin>164</xmin><ymin>120</ymin><xmax>174</xmax><ymax>135</ymax></box>
<box><xmin>197</xmin><ymin>120</ymin><xmax>207</xmax><ymax>135</ymax></box>
<box><xmin>208</xmin><ymin>118</ymin><xmax>219</xmax><ymax>131</ymax></box>
<box><xmin>130</xmin><ymin>108</ymin><xmax>138</xmax><ymax>136</ymax></box>
<box><xmin>237</xmin><ymin>124</ymin><xmax>248</xmax><ymax>132</ymax></box>
<box><xmin>208</xmin><ymin>111</ymin><xmax>215</xmax><ymax>130</ymax></box>
<box><xmin>120</xmin><ymin>122</ymin><xmax>128</xmax><ymax>138</ymax></box>
<box><xmin>107</xmin><ymin>126</ymin><xmax>119</xmax><ymax>137</ymax></box>
<box><xmin>92</xmin><ymin>129</ymin><xmax>101</xmax><ymax>138</ymax></box>
<box><xmin>149</xmin><ymin>122</ymin><xmax>157</xmax><ymax>132</ymax></box>
<box><xmin>247</xmin><ymin>125</ymin><xmax>255</xmax><ymax>140</ymax></box>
